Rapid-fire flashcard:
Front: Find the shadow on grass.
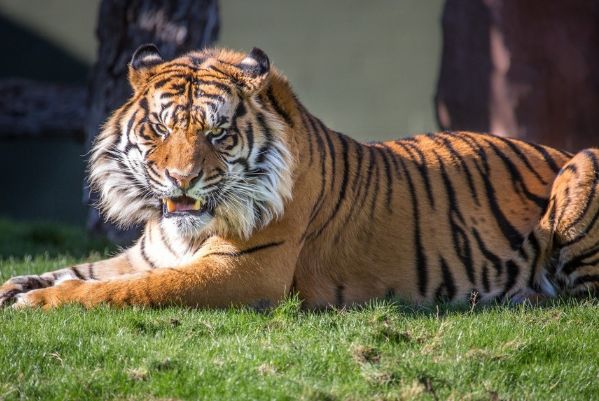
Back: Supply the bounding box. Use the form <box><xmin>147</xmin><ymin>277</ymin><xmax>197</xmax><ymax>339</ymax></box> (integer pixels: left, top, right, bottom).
<box><xmin>0</xmin><ymin>218</ymin><xmax>115</xmax><ymax>259</ymax></box>
<box><xmin>277</xmin><ymin>292</ymin><xmax>599</xmax><ymax>320</ymax></box>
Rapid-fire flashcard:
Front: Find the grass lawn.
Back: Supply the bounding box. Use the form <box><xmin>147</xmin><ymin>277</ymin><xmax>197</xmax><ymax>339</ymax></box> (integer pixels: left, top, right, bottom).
<box><xmin>1</xmin><ymin>219</ymin><xmax>598</xmax><ymax>401</ymax></box>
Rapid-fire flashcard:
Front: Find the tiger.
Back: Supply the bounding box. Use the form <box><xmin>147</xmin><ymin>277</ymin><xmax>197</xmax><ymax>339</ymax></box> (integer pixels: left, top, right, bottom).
<box><xmin>2</xmin><ymin>45</ymin><xmax>599</xmax><ymax>310</ymax></box>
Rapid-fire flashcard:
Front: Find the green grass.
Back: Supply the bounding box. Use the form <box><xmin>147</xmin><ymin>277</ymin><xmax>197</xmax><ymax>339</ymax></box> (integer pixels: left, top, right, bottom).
<box><xmin>1</xmin><ymin>219</ymin><xmax>599</xmax><ymax>401</ymax></box>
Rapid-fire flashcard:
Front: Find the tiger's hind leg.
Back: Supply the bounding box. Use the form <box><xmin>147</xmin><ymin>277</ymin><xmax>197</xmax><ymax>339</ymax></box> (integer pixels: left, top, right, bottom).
<box><xmin>537</xmin><ymin>148</ymin><xmax>599</xmax><ymax>297</ymax></box>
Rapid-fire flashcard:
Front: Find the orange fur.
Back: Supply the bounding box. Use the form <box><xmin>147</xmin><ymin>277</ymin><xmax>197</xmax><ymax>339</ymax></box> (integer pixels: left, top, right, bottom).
<box><xmin>2</xmin><ymin>47</ymin><xmax>599</xmax><ymax>310</ymax></box>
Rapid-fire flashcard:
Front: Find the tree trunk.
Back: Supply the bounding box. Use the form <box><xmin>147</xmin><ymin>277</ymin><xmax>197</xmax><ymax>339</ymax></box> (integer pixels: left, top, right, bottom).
<box><xmin>435</xmin><ymin>0</ymin><xmax>599</xmax><ymax>152</ymax></box>
<box><xmin>85</xmin><ymin>0</ymin><xmax>219</xmax><ymax>243</ymax></box>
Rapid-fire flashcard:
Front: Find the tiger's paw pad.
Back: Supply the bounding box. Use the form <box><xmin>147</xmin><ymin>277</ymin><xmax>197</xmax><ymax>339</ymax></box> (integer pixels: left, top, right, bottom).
<box><xmin>12</xmin><ymin>280</ymin><xmax>88</xmax><ymax>309</ymax></box>
<box><xmin>12</xmin><ymin>289</ymin><xmax>52</xmax><ymax>309</ymax></box>
<box><xmin>0</xmin><ymin>287</ymin><xmax>21</xmax><ymax>307</ymax></box>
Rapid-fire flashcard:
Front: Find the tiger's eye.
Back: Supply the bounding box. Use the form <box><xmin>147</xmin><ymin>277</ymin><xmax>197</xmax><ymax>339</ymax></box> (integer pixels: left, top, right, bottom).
<box><xmin>153</xmin><ymin>123</ymin><xmax>169</xmax><ymax>138</ymax></box>
<box><xmin>208</xmin><ymin>128</ymin><xmax>228</xmax><ymax>142</ymax></box>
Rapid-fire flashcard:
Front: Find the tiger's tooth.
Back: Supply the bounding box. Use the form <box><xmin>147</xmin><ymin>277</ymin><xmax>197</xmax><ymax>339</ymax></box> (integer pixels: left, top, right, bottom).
<box><xmin>166</xmin><ymin>199</ymin><xmax>176</xmax><ymax>213</ymax></box>
<box><xmin>192</xmin><ymin>199</ymin><xmax>202</xmax><ymax>210</ymax></box>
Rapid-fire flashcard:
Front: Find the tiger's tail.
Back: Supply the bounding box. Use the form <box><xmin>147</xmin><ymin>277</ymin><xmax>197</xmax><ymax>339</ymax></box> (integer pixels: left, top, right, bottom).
<box><xmin>526</xmin><ymin>148</ymin><xmax>599</xmax><ymax>300</ymax></box>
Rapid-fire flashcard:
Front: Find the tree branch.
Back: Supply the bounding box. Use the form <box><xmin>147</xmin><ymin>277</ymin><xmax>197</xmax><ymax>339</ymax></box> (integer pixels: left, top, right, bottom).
<box><xmin>0</xmin><ymin>79</ymin><xmax>87</xmax><ymax>141</ymax></box>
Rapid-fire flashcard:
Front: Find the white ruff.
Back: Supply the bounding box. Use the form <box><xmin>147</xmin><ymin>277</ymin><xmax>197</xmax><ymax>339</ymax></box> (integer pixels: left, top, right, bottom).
<box><xmin>215</xmin><ymin>134</ymin><xmax>293</xmax><ymax>238</ymax></box>
<box><xmin>89</xmin><ymin>118</ymin><xmax>161</xmax><ymax>228</ymax></box>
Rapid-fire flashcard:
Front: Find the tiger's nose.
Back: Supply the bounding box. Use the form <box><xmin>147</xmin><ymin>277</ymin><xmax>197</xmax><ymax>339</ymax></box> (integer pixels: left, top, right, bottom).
<box><xmin>165</xmin><ymin>169</ymin><xmax>200</xmax><ymax>190</ymax></box>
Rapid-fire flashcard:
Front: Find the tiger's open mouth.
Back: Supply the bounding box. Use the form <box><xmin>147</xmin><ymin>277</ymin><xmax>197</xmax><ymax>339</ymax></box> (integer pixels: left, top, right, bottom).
<box><xmin>162</xmin><ymin>195</ymin><xmax>211</xmax><ymax>217</ymax></box>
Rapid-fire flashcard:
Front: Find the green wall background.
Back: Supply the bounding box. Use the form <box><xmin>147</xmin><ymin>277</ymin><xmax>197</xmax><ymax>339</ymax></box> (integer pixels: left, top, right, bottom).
<box><xmin>0</xmin><ymin>0</ymin><xmax>443</xmax><ymax>225</ymax></box>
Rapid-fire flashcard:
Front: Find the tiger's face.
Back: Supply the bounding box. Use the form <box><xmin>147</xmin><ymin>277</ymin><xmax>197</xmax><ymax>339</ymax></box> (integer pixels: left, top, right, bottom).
<box><xmin>90</xmin><ymin>46</ymin><xmax>293</xmax><ymax>239</ymax></box>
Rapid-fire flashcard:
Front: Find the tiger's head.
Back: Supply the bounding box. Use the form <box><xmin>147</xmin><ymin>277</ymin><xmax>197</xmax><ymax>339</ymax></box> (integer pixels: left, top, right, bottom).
<box><xmin>89</xmin><ymin>46</ymin><xmax>295</xmax><ymax>239</ymax></box>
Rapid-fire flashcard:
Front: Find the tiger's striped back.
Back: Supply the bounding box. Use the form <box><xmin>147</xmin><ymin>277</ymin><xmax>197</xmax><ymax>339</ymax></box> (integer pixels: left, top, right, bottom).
<box><xmin>291</xmin><ymin>127</ymin><xmax>571</xmax><ymax>306</ymax></box>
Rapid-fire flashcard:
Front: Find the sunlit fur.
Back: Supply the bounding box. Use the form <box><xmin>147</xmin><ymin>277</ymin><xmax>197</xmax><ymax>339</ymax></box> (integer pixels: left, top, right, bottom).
<box><xmin>89</xmin><ymin>48</ymin><xmax>293</xmax><ymax>239</ymax></box>
<box><xmin>5</xmin><ymin>46</ymin><xmax>599</xmax><ymax>310</ymax></box>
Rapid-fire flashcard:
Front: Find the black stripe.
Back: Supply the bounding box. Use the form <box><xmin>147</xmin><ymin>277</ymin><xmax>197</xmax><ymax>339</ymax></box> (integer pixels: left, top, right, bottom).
<box><xmin>255</xmin><ymin>113</ymin><xmax>273</xmax><ymax>164</ymax></box>
<box><xmin>309</xmin><ymin>133</ymin><xmax>350</xmax><ymax>240</ymax></box>
<box><xmin>369</xmin><ymin>147</ymin><xmax>381</xmax><ymax>218</ymax></box>
<box><xmin>455</xmin><ymin>134</ymin><xmax>524</xmax><ymax>250</ymax></box>
<box><xmin>299</xmin><ymin>111</ymin><xmax>314</xmax><ymax>166</ymax></box>
<box><xmin>561</xmin><ymin>243</ymin><xmax>599</xmax><ymax>275</ymax></box>
<box><xmin>1</xmin><ymin>289</ymin><xmax>20</xmax><ymax>301</ymax></box>
<box><xmin>381</xmin><ymin>144</ymin><xmax>402</xmax><ymax>180</ymax></box>
<box><xmin>377</xmin><ymin>145</ymin><xmax>394</xmax><ymax>212</ymax></box>
<box><xmin>170</xmin><ymin>82</ymin><xmax>187</xmax><ymax>95</ymax></box>
<box><xmin>561</xmin><ymin>204</ymin><xmax>599</xmax><ymax>247</ymax></box>
<box><xmin>184</xmin><ymin>236</ymin><xmax>196</xmax><ymax>255</ymax></box>
<box><xmin>436</xmin><ymin>257</ymin><xmax>457</xmax><ymax>301</ymax></box>
<box><xmin>557</xmin><ymin>163</ymin><xmax>578</xmax><ymax>177</ymax></box>
<box><xmin>478</xmin><ymin>135</ymin><xmax>548</xmax><ymax>209</ymax></box>
<box><xmin>205</xmin><ymin>241</ymin><xmax>285</xmax><ymax>258</ymax></box>
<box><xmin>28</xmin><ymin>276</ymin><xmax>47</xmax><ymax>290</ymax></box>
<box><xmin>435</xmin><ymin>151</ymin><xmax>475</xmax><ymax>284</ymax></box>
<box><xmin>526</xmin><ymin>142</ymin><xmax>564</xmax><ymax>173</ymax></box>
<box><xmin>472</xmin><ymin>227</ymin><xmax>503</xmax><ymax>276</ymax></box>
<box><xmin>518</xmin><ymin>246</ymin><xmax>530</xmax><ymax>262</ymax></box>
<box><xmin>397</xmin><ymin>156</ymin><xmax>428</xmax><ymax>297</ymax></box>
<box><xmin>493</xmin><ymin>136</ymin><xmax>548</xmax><ymax>185</ymax></box>
<box><xmin>437</xmin><ymin>133</ymin><xmax>480</xmax><ymax>206</ymax></box>
<box><xmin>71</xmin><ymin>266</ymin><xmax>86</xmax><ymax>280</ymax></box>
<box><xmin>397</xmin><ymin>139</ymin><xmax>436</xmax><ymax>209</ymax></box>
<box><xmin>221</xmin><ymin>133</ymin><xmax>239</xmax><ymax>151</ymax></box>
<box><xmin>139</xmin><ymin>97</ymin><xmax>149</xmax><ymax>114</ymax></box>
<box><xmin>230</xmin><ymin>157</ymin><xmax>250</xmax><ymax>171</ymax></box>
<box><xmin>481</xmin><ymin>264</ymin><xmax>491</xmax><ymax>293</ymax></box>
<box><xmin>355</xmin><ymin>145</ymin><xmax>376</xmax><ymax>213</ymax></box>
<box><xmin>573</xmin><ymin>274</ymin><xmax>599</xmax><ymax>288</ymax></box>
<box><xmin>301</xmin><ymin>115</ymin><xmax>328</xmax><ymax>241</ymax></box>
<box><xmin>153</xmin><ymin>74</ymin><xmax>187</xmax><ymax>89</ymax></box>
<box><xmin>527</xmin><ymin>232</ymin><xmax>541</xmax><ymax>290</ymax></box>
<box><xmin>336</xmin><ymin>141</ymin><xmax>365</xmax><ymax>241</ymax></box>
<box><xmin>125</xmin><ymin>110</ymin><xmax>138</xmax><ymax>137</ymax></box>
<box><xmin>336</xmin><ymin>285</ymin><xmax>345</xmax><ymax>306</ymax></box>
<box><xmin>320</xmin><ymin>122</ymin><xmax>337</xmax><ymax>193</ymax></box>
<box><xmin>158</xmin><ymin>224</ymin><xmax>178</xmax><ymax>257</ymax></box>
<box><xmin>160</xmin><ymin>91</ymin><xmax>177</xmax><ymax>99</ymax></box>
<box><xmin>352</xmin><ymin>142</ymin><xmax>365</xmax><ymax>192</ymax></box>
<box><xmin>561</xmin><ymin>150</ymin><xmax>599</xmax><ymax>233</ymax></box>
<box><xmin>502</xmin><ymin>261</ymin><xmax>520</xmax><ymax>299</ymax></box>
<box><xmin>244</xmin><ymin>121</ymin><xmax>254</xmax><ymax>158</ymax></box>
<box><xmin>87</xmin><ymin>263</ymin><xmax>96</xmax><ymax>280</ymax></box>
<box><xmin>209</xmin><ymin>64</ymin><xmax>231</xmax><ymax>78</ymax></box>
<box><xmin>201</xmin><ymin>92</ymin><xmax>226</xmax><ymax>103</ymax></box>
<box><xmin>267</xmin><ymin>86</ymin><xmax>293</xmax><ymax>127</ymax></box>
<box><xmin>190</xmin><ymin>56</ymin><xmax>205</xmax><ymax>65</ymax></box>
<box><xmin>191</xmin><ymin>235</ymin><xmax>211</xmax><ymax>255</ymax></box>
<box><xmin>203</xmin><ymin>100</ymin><xmax>218</xmax><ymax>113</ymax></box>
<box><xmin>194</xmin><ymin>79</ymin><xmax>232</xmax><ymax>95</ymax></box>
<box><xmin>145</xmin><ymin>164</ymin><xmax>169</xmax><ymax>190</ymax></box>
<box><xmin>140</xmin><ymin>235</ymin><xmax>157</xmax><ymax>269</ymax></box>
<box><xmin>554</xmin><ymin>187</ymin><xmax>572</xmax><ymax>233</ymax></box>
<box><xmin>233</xmin><ymin>100</ymin><xmax>247</xmax><ymax>120</ymax></box>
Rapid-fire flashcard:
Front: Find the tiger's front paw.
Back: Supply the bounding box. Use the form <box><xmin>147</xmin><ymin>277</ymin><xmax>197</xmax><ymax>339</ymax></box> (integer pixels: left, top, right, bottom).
<box><xmin>12</xmin><ymin>279</ymin><xmax>86</xmax><ymax>310</ymax></box>
<box><xmin>0</xmin><ymin>275</ymin><xmax>52</xmax><ymax>307</ymax></box>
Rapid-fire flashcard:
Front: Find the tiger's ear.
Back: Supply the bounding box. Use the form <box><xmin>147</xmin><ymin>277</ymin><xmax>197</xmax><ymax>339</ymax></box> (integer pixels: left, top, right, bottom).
<box><xmin>128</xmin><ymin>44</ymin><xmax>164</xmax><ymax>92</ymax></box>
<box><xmin>237</xmin><ymin>47</ymin><xmax>270</xmax><ymax>95</ymax></box>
